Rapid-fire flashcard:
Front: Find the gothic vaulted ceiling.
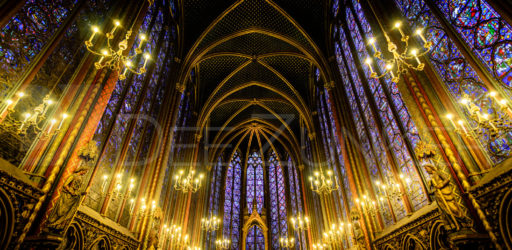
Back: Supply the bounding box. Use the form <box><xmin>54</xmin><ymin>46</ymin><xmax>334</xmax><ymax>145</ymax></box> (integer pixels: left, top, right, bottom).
<box><xmin>180</xmin><ymin>0</ymin><xmax>330</xmax><ymax>163</ymax></box>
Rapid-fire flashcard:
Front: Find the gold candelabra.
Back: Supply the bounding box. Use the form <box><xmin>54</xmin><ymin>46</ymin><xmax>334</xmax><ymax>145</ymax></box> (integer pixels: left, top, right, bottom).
<box><xmin>215</xmin><ymin>237</ymin><xmax>231</xmax><ymax>249</ymax></box>
<box><xmin>0</xmin><ymin>92</ymin><xmax>68</xmax><ymax>138</ymax></box>
<box><xmin>290</xmin><ymin>213</ymin><xmax>310</xmax><ymax>231</ymax></box>
<box><xmin>355</xmin><ymin>194</ymin><xmax>379</xmax><ymax>217</ymax></box>
<box><xmin>446</xmin><ymin>92</ymin><xmax>512</xmax><ymax>142</ymax></box>
<box><xmin>137</xmin><ymin>198</ymin><xmax>157</xmax><ymax>219</ymax></box>
<box><xmin>201</xmin><ymin>211</ymin><xmax>221</xmax><ymax>232</ymax></box>
<box><xmin>279</xmin><ymin>236</ymin><xmax>295</xmax><ymax>248</ymax></box>
<box><xmin>322</xmin><ymin>222</ymin><xmax>348</xmax><ymax>246</ymax></box>
<box><xmin>312</xmin><ymin>242</ymin><xmax>329</xmax><ymax>249</ymax></box>
<box><xmin>174</xmin><ymin>169</ymin><xmax>204</xmax><ymax>193</ymax></box>
<box><xmin>308</xmin><ymin>169</ymin><xmax>339</xmax><ymax>195</ymax></box>
<box><xmin>364</xmin><ymin>21</ymin><xmax>431</xmax><ymax>83</ymax></box>
<box><xmin>101</xmin><ymin>173</ymin><xmax>136</xmax><ymax>203</ymax></box>
<box><xmin>164</xmin><ymin>224</ymin><xmax>189</xmax><ymax>247</ymax></box>
<box><xmin>85</xmin><ymin>20</ymin><xmax>151</xmax><ymax>80</ymax></box>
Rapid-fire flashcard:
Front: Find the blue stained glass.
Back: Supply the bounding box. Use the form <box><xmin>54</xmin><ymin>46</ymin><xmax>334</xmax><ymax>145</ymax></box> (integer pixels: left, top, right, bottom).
<box><xmin>268</xmin><ymin>151</ymin><xmax>288</xmax><ymax>249</ymax></box>
<box><xmin>223</xmin><ymin>151</ymin><xmax>242</xmax><ymax>249</ymax></box>
<box><xmin>246</xmin><ymin>225</ymin><xmax>265</xmax><ymax>250</ymax></box>
<box><xmin>0</xmin><ymin>0</ymin><xmax>78</xmax><ymax>97</ymax></box>
<box><xmin>346</xmin><ymin>3</ymin><xmax>427</xmax><ymax>210</ymax></box>
<box><xmin>434</xmin><ymin>0</ymin><xmax>512</xmax><ymax>88</ymax></box>
<box><xmin>247</xmin><ymin>152</ymin><xmax>264</xmax><ymax>213</ymax></box>
<box><xmin>394</xmin><ymin>0</ymin><xmax>512</xmax><ymax>161</ymax></box>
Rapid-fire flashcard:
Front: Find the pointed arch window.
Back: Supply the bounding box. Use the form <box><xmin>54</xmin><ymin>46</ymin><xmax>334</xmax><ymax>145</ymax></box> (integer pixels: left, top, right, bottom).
<box><xmin>247</xmin><ymin>151</ymin><xmax>264</xmax><ymax>213</ymax></box>
<box><xmin>332</xmin><ymin>0</ymin><xmax>429</xmax><ymax>226</ymax></box>
<box><xmin>433</xmin><ymin>0</ymin><xmax>512</xmax><ymax>89</ymax></box>
<box><xmin>393</xmin><ymin>0</ymin><xmax>512</xmax><ymax>161</ymax></box>
<box><xmin>223</xmin><ymin>150</ymin><xmax>242</xmax><ymax>249</ymax></box>
<box><xmin>246</xmin><ymin>225</ymin><xmax>265</xmax><ymax>250</ymax></box>
<box><xmin>268</xmin><ymin>151</ymin><xmax>288</xmax><ymax>249</ymax></box>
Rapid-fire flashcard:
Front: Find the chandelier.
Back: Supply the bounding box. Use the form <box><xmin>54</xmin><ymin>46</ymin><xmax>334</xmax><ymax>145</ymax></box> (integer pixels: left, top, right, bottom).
<box><xmin>309</xmin><ymin>169</ymin><xmax>339</xmax><ymax>195</ymax></box>
<box><xmin>0</xmin><ymin>92</ymin><xmax>68</xmax><ymax>138</ymax></box>
<box><xmin>215</xmin><ymin>237</ymin><xmax>231</xmax><ymax>249</ymax></box>
<box><xmin>201</xmin><ymin>211</ymin><xmax>221</xmax><ymax>232</ymax></box>
<box><xmin>355</xmin><ymin>194</ymin><xmax>379</xmax><ymax>217</ymax></box>
<box><xmin>290</xmin><ymin>213</ymin><xmax>310</xmax><ymax>231</ymax></box>
<box><xmin>312</xmin><ymin>242</ymin><xmax>329</xmax><ymax>249</ymax></box>
<box><xmin>322</xmin><ymin>222</ymin><xmax>347</xmax><ymax>246</ymax></box>
<box><xmin>446</xmin><ymin>92</ymin><xmax>512</xmax><ymax>142</ymax></box>
<box><xmin>85</xmin><ymin>20</ymin><xmax>151</xmax><ymax>80</ymax></box>
<box><xmin>279</xmin><ymin>237</ymin><xmax>295</xmax><ymax>248</ymax></box>
<box><xmin>364</xmin><ymin>21</ymin><xmax>431</xmax><ymax>83</ymax></box>
<box><xmin>101</xmin><ymin>173</ymin><xmax>136</xmax><ymax>201</ymax></box>
<box><xmin>174</xmin><ymin>169</ymin><xmax>204</xmax><ymax>193</ymax></box>
<box><xmin>166</xmin><ymin>225</ymin><xmax>189</xmax><ymax>247</ymax></box>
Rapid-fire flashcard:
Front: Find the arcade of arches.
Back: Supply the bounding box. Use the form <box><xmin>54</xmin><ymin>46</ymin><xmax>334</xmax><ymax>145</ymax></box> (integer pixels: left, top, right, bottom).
<box><xmin>1</xmin><ymin>0</ymin><xmax>512</xmax><ymax>249</ymax></box>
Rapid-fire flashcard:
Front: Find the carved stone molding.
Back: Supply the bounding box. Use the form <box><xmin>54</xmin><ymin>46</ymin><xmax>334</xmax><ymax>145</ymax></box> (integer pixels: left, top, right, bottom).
<box><xmin>67</xmin><ymin>206</ymin><xmax>139</xmax><ymax>250</ymax></box>
<box><xmin>373</xmin><ymin>203</ymin><xmax>443</xmax><ymax>249</ymax></box>
<box><xmin>0</xmin><ymin>161</ymin><xmax>43</xmax><ymax>249</ymax></box>
<box><xmin>470</xmin><ymin>161</ymin><xmax>512</xmax><ymax>248</ymax></box>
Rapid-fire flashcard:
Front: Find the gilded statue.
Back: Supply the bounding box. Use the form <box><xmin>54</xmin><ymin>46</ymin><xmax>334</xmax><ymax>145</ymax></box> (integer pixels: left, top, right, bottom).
<box><xmin>415</xmin><ymin>141</ymin><xmax>470</xmax><ymax>231</ymax></box>
<box><xmin>46</xmin><ymin>167</ymin><xmax>89</xmax><ymax>233</ymax></box>
<box><xmin>46</xmin><ymin>140</ymin><xmax>98</xmax><ymax>234</ymax></box>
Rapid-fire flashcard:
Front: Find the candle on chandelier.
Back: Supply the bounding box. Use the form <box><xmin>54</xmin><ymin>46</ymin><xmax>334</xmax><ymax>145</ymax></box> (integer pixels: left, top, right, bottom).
<box><xmin>386</xmin><ymin>64</ymin><xmax>395</xmax><ymax>79</ymax></box>
<box><xmin>411</xmin><ymin>49</ymin><xmax>421</xmax><ymax>65</ymax></box>
<box><xmin>395</xmin><ymin>21</ymin><xmax>405</xmax><ymax>38</ymax></box>
<box><xmin>42</xmin><ymin>99</ymin><xmax>53</xmax><ymax>116</ymax></box>
<box><xmin>458</xmin><ymin>120</ymin><xmax>468</xmax><ymax>134</ymax></box>
<box><xmin>143</xmin><ymin>53</ymin><xmax>151</xmax><ymax>68</ymax></box>
<box><xmin>138</xmin><ymin>34</ymin><xmax>147</xmax><ymax>49</ymax></box>
<box><xmin>101</xmin><ymin>175</ymin><xmax>109</xmax><ymax>193</ymax></box>
<box><xmin>46</xmin><ymin>119</ymin><xmax>57</xmax><ymax>134</ymax></box>
<box><xmin>415</xmin><ymin>28</ymin><xmax>427</xmax><ymax>43</ymax></box>
<box><xmin>19</xmin><ymin>113</ymin><xmax>31</xmax><ymax>130</ymax></box>
<box><xmin>446</xmin><ymin>113</ymin><xmax>458</xmax><ymax>129</ymax></box>
<box><xmin>89</xmin><ymin>26</ymin><xmax>100</xmax><ymax>43</ymax></box>
<box><xmin>368</xmin><ymin>37</ymin><xmax>377</xmax><ymax>52</ymax></box>
<box><xmin>1</xmin><ymin>99</ymin><xmax>13</xmax><ymax>116</ymax></box>
<box><xmin>365</xmin><ymin>58</ymin><xmax>374</xmax><ymax>74</ymax></box>
<box><xmin>129</xmin><ymin>198</ymin><xmax>135</xmax><ymax>213</ymax></box>
<box><xmin>110</xmin><ymin>20</ymin><xmax>121</xmax><ymax>34</ymax></box>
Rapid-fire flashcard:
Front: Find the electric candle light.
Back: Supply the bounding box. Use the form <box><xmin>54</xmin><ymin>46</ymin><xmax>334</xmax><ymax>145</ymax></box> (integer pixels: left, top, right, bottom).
<box><xmin>138</xmin><ymin>34</ymin><xmax>147</xmax><ymax>49</ymax></box>
<box><xmin>368</xmin><ymin>37</ymin><xmax>377</xmax><ymax>52</ymax></box>
<box><xmin>416</xmin><ymin>28</ymin><xmax>426</xmax><ymax>43</ymax></box>
<box><xmin>395</xmin><ymin>21</ymin><xmax>405</xmax><ymax>38</ymax></box>
<box><xmin>411</xmin><ymin>49</ymin><xmax>421</xmax><ymax>65</ymax></box>
<box><xmin>458</xmin><ymin>120</ymin><xmax>468</xmax><ymax>134</ymax></box>
<box><xmin>89</xmin><ymin>26</ymin><xmax>99</xmax><ymax>42</ymax></box>
<box><xmin>47</xmin><ymin>119</ymin><xmax>57</xmax><ymax>134</ymax></box>
<box><xmin>110</xmin><ymin>20</ymin><xmax>121</xmax><ymax>34</ymax></box>
<box><xmin>19</xmin><ymin>113</ymin><xmax>31</xmax><ymax>130</ymax></box>
<box><xmin>365</xmin><ymin>58</ymin><xmax>374</xmax><ymax>73</ymax></box>
<box><xmin>142</xmin><ymin>53</ymin><xmax>151</xmax><ymax>69</ymax></box>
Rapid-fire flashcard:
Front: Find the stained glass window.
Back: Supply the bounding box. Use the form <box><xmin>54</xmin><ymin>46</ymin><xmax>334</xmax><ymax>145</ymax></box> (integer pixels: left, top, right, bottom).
<box><xmin>246</xmin><ymin>151</ymin><xmax>264</xmax><ymax>213</ymax></box>
<box><xmin>330</xmin><ymin>0</ymin><xmax>431</xmax><ymax>226</ymax></box>
<box><xmin>433</xmin><ymin>0</ymin><xmax>512</xmax><ymax>89</ymax></box>
<box><xmin>0</xmin><ymin>0</ymin><xmax>79</xmax><ymax>97</ymax></box>
<box><xmin>268</xmin><ymin>151</ymin><xmax>288</xmax><ymax>249</ymax></box>
<box><xmin>246</xmin><ymin>225</ymin><xmax>265</xmax><ymax>250</ymax></box>
<box><xmin>206</xmin><ymin>157</ymin><xmax>223</xmax><ymax>248</ymax></box>
<box><xmin>223</xmin><ymin>150</ymin><xmax>242</xmax><ymax>249</ymax></box>
<box><xmin>84</xmin><ymin>2</ymin><xmax>177</xmax><ymax>220</ymax></box>
<box><xmin>394</xmin><ymin>0</ymin><xmax>512</xmax><ymax>161</ymax></box>
<box><xmin>346</xmin><ymin>0</ymin><xmax>427</xmax><ymax>210</ymax></box>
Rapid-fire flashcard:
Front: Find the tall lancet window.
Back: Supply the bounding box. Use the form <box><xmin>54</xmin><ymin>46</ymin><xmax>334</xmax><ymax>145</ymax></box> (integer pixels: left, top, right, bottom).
<box><xmin>393</xmin><ymin>0</ymin><xmax>512</xmax><ymax>161</ymax></box>
<box><xmin>268</xmin><ymin>151</ymin><xmax>288</xmax><ymax>249</ymax></box>
<box><xmin>223</xmin><ymin>150</ymin><xmax>242</xmax><ymax>249</ymax></box>
<box><xmin>332</xmin><ymin>0</ymin><xmax>428</xmax><ymax>226</ymax></box>
<box><xmin>433</xmin><ymin>0</ymin><xmax>512</xmax><ymax>89</ymax></box>
<box><xmin>246</xmin><ymin>225</ymin><xmax>265</xmax><ymax>250</ymax></box>
<box><xmin>246</xmin><ymin>151</ymin><xmax>264</xmax><ymax>213</ymax></box>
<box><xmin>287</xmin><ymin>156</ymin><xmax>306</xmax><ymax>249</ymax></box>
